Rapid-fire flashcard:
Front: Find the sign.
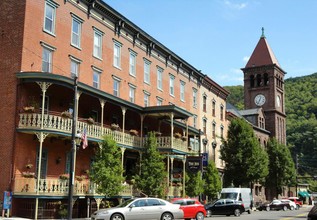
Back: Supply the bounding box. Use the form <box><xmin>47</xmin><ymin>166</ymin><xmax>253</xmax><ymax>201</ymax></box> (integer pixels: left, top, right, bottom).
<box><xmin>202</xmin><ymin>153</ymin><xmax>208</xmax><ymax>167</ymax></box>
<box><xmin>3</xmin><ymin>191</ymin><xmax>12</xmax><ymax>210</ymax></box>
<box><xmin>186</xmin><ymin>156</ymin><xmax>202</xmax><ymax>173</ymax></box>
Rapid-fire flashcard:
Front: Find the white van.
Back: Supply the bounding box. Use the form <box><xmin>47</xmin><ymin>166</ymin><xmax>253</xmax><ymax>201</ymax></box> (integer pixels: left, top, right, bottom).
<box><xmin>220</xmin><ymin>188</ymin><xmax>253</xmax><ymax>214</ymax></box>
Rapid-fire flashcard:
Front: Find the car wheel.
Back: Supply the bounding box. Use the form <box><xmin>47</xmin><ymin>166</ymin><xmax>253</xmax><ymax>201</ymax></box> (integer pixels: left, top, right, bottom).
<box><xmin>234</xmin><ymin>209</ymin><xmax>241</xmax><ymax>217</ymax></box>
<box><xmin>266</xmin><ymin>206</ymin><xmax>270</xmax><ymax>211</ymax></box>
<box><xmin>248</xmin><ymin>209</ymin><xmax>252</xmax><ymax>214</ymax></box>
<box><xmin>296</xmin><ymin>204</ymin><xmax>300</xmax><ymax>210</ymax></box>
<box><xmin>196</xmin><ymin>211</ymin><xmax>204</xmax><ymax>220</ymax></box>
<box><xmin>110</xmin><ymin>213</ymin><xmax>124</xmax><ymax>220</ymax></box>
<box><xmin>290</xmin><ymin>206</ymin><xmax>294</xmax><ymax>211</ymax></box>
<box><xmin>161</xmin><ymin>212</ymin><xmax>173</xmax><ymax>220</ymax></box>
<box><xmin>207</xmin><ymin>210</ymin><xmax>212</xmax><ymax>217</ymax></box>
<box><xmin>283</xmin><ymin>206</ymin><xmax>287</xmax><ymax>211</ymax></box>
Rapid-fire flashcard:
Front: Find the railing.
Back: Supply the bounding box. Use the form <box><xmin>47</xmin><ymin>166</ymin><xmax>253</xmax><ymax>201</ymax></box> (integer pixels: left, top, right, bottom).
<box><xmin>13</xmin><ymin>177</ymin><xmax>134</xmax><ymax>197</ymax></box>
<box><xmin>18</xmin><ymin>113</ymin><xmax>194</xmax><ymax>153</ymax></box>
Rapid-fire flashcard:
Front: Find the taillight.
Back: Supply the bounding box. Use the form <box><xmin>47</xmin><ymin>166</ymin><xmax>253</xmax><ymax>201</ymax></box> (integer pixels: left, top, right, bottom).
<box><xmin>241</xmin><ymin>203</ymin><xmax>244</xmax><ymax>208</ymax></box>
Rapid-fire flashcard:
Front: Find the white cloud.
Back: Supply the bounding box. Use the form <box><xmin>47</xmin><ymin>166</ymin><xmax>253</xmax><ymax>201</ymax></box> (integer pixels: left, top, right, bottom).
<box><xmin>243</xmin><ymin>56</ymin><xmax>250</xmax><ymax>63</ymax></box>
<box><xmin>224</xmin><ymin>0</ymin><xmax>248</xmax><ymax>10</ymax></box>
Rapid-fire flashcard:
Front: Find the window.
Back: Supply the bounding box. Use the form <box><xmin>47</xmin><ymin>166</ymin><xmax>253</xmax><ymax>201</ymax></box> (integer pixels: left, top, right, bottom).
<box><xmin>44</xmin><ymin>1</ymin><xmax>58</xmax><ymax>34</ymax></box>
<box><xmin>112</xmin><ymin>76</ymin><xmax>121</xmax><ymax>97</ymax></box>
<box><xmin>41</xmin><ymin>42</ymin><xmax>56</xmax><ymax>72</ymax></box>
<box><xmin>169</xmin><ymin>74</ymin><xmax>175</xmax><ymax>96</ymax></box>
<box><xmin>129</xmin><ymin>84</ymin><xmax>136</xmax><ymax>103</ymax></box>
<box><xmin>157</xmin><ymin>67</ymin><xmax>163</xmax><ymax>90</ymax></box>
<box><xmin>144</xmin><ymin>59</ymin><xmax>151</xmax><ymax>84</ymax></box>
<box><xmin>129</xmin><ymin>50</ymin><xmax>137</xmax><ymax>76</ymax></box>
<box><xmin>113</xmin><ymin>40</ymin><xmax>122</xmax><ymax>68</ymax></box>
<box><xmin>92</xmin><ymin>67</ymin><xmax>102</xmax><ymax>89</ymax></box>
<box><xmin>93</xmin><ymin>28</ymin><xmax>103</xmax><ymax>59</ymax></box>
<box><xmin>220</xmin><ymin>105</ymin><xmax>224</xmax><ymax>120</ymax></box>
<box><xmin>220</xmin><ymin>125</ymin><xmax>224</xmax><ymax>138</ymax></box>
<box><xmin>180</xmin><ymin>81</ymin><xmax>185</xmax><ymax>102</ymax></box>
<box><xmin>212</xmin><ymin>122</ymin><xmax>216</xmax><ymax>139</ymax></box>
<box><xmin>157</xmin><ymin>97</ymin><xmax>163</xmax><ymax>106</ymax></box>
<box><xmin>70</xmin><ymin>56</ymin><xmax>81</xmax><ymax>78</ymax></box>
<box><xmin>203</xmin><ymin>96</ymin><xmax>207</xmax><ymax>112</ymax></box>
<box><xmin>203</xmin><ymin>118</ymin><xmax>207</xmax><ymax>134</ymax></box>
<box><xmin>212</xmin><ymin>100</ymin><xmax>216</xmax><ymax>117</ymax></box>
<box><xmin>144</xmin><ymin>91</ymin><xmax>150</xmax><ymax>107</ymax></box>
<box><xmin>71</xmin><ymin>15</ymin><xmax>83</xmax><ymax>48</ymax></box>
<box><xmin>193</xmin><ymin>115</ymin><xmax>197</xmax><ymax>128</ymax></box>
<box><xmin>193</xmin><ymin>89</ymin><xmax>197</xmax><ymax>108</ymax></box>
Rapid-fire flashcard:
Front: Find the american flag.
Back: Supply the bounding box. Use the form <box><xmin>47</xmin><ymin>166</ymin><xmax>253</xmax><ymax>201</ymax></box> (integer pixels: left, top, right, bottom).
<box><xmin>82</xmin><ymin>128</ymin><xmax>88</xmax><ymax>149</ymax></box>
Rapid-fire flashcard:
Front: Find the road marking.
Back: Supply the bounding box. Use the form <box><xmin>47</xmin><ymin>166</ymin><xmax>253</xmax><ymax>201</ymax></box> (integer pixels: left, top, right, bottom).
<box><xmin>280</xmin><ymin>213</ymin><xmax>307</xmax><ymax>220</ymax></box>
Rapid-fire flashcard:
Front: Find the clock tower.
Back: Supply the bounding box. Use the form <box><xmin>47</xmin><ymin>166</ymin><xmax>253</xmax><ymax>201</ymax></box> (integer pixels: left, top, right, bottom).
<box><xmin>241</xmin><ymin>28</ymin><xmax>286</xmax><ymax>144</ymax></box>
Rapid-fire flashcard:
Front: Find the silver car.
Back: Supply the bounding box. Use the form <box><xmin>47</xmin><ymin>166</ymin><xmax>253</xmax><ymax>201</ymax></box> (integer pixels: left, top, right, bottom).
<box><xmin>91</xmin><ymin>197</ymin><xmax>184</xmax><ymax>220</ymax></box>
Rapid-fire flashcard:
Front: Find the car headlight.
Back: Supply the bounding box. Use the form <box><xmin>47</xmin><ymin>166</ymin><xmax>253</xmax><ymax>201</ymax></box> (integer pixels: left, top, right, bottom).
<box><xmin>96</xmin><ymin>211</ymin><xmax>109</xmax><ymax>216</ymax></box>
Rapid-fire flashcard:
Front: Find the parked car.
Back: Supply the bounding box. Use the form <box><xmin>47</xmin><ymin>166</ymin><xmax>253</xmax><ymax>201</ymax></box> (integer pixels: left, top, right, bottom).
<box><xmin>204</xmin><ymin>199</ymin><xmax>245</xmax><ymax>217</ymax></box>
<box><xmin>258</xmin><ymin>199</ymin><xmax>291</xmax><ymax>211</ymax></box>
<box><xmin>91</xmin><ymin>197</ymin><xmax>184</xmax><ymax>220</ymax></box>
<box><xmin>220</xmin><ymin>187</ymin><xmax>253</xmax><ymax>214</ymax></box>
<box><xmin>171</xmin><ymin>198</ymin><xmax>206</xmax><ymax>220</ymax></box>
<box><xmin>288</xmin><ymin>197</ymin><xmax>303</xmax><ymax>210</ymax></box>
<box><xmin>307</xmin><ymin>204</ymin><xmax>317</xmax><ymax>220</ymax></box>
<box><xmin>280</xmin><ymin>199</ymin><xmax>296</xmax><ymax>210</ymax></box>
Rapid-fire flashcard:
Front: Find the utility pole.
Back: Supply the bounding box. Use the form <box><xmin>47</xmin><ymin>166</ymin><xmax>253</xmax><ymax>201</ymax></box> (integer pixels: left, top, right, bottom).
<box><xmin>295</xmin><ymin>153</ymin><xmax>298</xmax><ymax>197</ymax></box>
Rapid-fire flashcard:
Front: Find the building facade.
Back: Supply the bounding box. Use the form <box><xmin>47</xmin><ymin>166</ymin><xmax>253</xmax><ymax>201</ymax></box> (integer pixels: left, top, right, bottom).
<box><xmin>0</xmin><ymin>0</ymin><xmax>229</xmax><ymax>218</ymax></box>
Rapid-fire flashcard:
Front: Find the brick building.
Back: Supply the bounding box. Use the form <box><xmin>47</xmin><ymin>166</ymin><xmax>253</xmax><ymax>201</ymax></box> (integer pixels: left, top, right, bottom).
<box><xmin>0</xmin><ymin>0</ymin><xmax>229</xmax><ymax>218</ymax></box>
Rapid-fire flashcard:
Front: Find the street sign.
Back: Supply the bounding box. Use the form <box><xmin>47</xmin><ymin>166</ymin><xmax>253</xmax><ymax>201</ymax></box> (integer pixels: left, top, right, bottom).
<box><xmin>186</xmin><ymin>156</ymin><xmax>202</xmax><ymax>173</ymax></box>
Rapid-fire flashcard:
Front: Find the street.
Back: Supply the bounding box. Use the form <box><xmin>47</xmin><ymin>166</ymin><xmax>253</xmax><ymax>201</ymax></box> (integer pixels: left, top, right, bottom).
<box><xmin>204</xmin><ymin>205</ymin><xmax>311</xmax><ymax>220</ymax></box>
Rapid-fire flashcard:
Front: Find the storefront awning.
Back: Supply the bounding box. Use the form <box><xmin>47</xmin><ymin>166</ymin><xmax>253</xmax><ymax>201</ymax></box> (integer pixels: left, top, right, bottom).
<box><xmin>298</xmin><ymin>191</ymin><xmax>310</xmax><ymax>197</ymax></box>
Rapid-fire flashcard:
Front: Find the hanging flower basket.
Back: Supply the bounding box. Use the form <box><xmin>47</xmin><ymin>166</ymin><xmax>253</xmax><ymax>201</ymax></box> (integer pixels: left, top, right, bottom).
<box><xmin>23</xmin><ymin>106</ymin><xmax>35</xmax><ymax>112</ymax></box>
<box><xmin>22</xmin><ymin>171</ymin><xmax>36</xmax><ymax>178</ymax></box>
<box><xmin>61</xmin><ymin>111</ymin><xmax>72</xmax><ymax>119</ymax></box>
<box><xmin>111</xmin><ymin>123</ymin><xmax>120</xmax><ymax>130</ymax></box>
<box><xmin>129</xmin><ymin>129</ymin><xmax>138</xmax><ymax>136</ymax></box>
<box><xmin>87</xmin><ymin>117</ymin><xmax>95</xmax><ymax>124</ymax></box>
<box><xmin>59</xmin><ymin>173</ymin><xmax>69</xmax><ymax>180</ymax></box>
<box><xmin>25</xmin><ymin>163</ymin><xmax>33</xmax><ymax>169</ymax></box>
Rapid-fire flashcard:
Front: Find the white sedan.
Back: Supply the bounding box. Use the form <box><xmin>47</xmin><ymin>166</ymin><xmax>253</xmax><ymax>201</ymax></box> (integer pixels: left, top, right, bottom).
<box><xmin>91</xmin><ymin>197</ymin><xmax>184</xmax><ymax>220</ymax></box>
<box><xmin>280</xmin><ymin>199</ymin><xmax>296</xmax><ymax>210</ymax></box>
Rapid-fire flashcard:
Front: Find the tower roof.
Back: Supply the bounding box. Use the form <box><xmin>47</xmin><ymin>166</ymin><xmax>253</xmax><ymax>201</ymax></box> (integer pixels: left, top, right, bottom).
<box><xmin>245</xmin><ymin>28</ymin><xmax>280</xmax><ymax>68</ymax></box>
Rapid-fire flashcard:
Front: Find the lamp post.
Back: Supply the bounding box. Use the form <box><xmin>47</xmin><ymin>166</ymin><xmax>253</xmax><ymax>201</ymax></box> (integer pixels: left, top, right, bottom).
<box><xmin>68</xmin><ymin>76</ymin><xmax>80</xmax><ymax>219</ymax></box>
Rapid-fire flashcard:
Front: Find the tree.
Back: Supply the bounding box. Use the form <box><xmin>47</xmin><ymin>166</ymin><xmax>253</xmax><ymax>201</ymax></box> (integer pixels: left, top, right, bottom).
<box><xmin>185</xmin><ymin>171</ymin><xmax>205</xmax><ymax>198</ymax></box>
<box><xmin>133</xmin><ymin>132</ymin><xmax>167</xmax><ymax>197</ymax></box>
<box><xmin>203</xmin><ymin>161</ymin><xmax>222</xmax><ymax>200</ymax></box>
<box><xmin>220</xmin><ymin>118</ymin><xmax>269</xmax><ymax>187</ymax></box>
<box><xmin>265</xmin><ymin>138</ymin><xmax>296</xmax><ymax>198</ymax></box>
<box><xmin>89</xmin><ymin>135</ymin><xmax>124</xmax><ymax>196</ymax></box>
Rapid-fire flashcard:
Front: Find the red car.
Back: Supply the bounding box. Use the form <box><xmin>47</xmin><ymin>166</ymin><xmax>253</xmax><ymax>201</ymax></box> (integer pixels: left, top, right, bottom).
<box><xmin>171</xmin><ymin>198</ymin><xmax>206</xmax><ymax>220</ymax></box>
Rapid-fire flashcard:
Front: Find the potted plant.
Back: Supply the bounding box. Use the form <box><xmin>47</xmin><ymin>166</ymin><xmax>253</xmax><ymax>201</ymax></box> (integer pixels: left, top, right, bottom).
<box><xmin>25</xmin><ymin>163</ymin><xmax>33</xmax><ymax>169</ymax></box>
<box><xmin>61</xmin><ymin>110</ymin><xmax>72</xmax><ymax>119</ymax></box>
<box><xmin>129</xmin><ymin>129</ymin><xmax>138</xmax><ymax>136</ymax></box>
<box><xmin>181</xmin><ymin>135</ymin><xmax>187</xmax><ymax>141</ymax></box>
<box><xmin>111</xmin><ymin>123</ymin><xmax>120</xmax><ymax>130</ymax></box>
<box><xmin>87</xmin><ymin>117</ymin><xmax>95</xmax><ymax>124</ymax></box>
<box><xmin>75</xmin><ymin>175</ymin><xmax>86</xmax><ymax>182</ymax></box>
<box><xmin>22</xmin><ymin>171</ymin><xmax>36</xmax><ymax>178</ymax></box>
<box><xmin>59</xmin><ymin>173</ymin><xmax>69</xmax><ymax>180</ymax></box>
<box><xmin>174</xmin><ymin>132</ymin><xmax>182</xmax><ymax>139</ymax></box>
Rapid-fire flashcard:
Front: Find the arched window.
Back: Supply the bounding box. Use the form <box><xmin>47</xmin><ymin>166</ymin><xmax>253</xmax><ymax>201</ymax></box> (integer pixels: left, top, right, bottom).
<box><xmin>256</xmin><ymin>74</ymin><xmax>262</xmax><ymax>87</ymax></box>
<box><xmin>264</xmin><ymin>73</ymin><xmax>269</xmax><ymax>86</ymax></box>
<box><xmin>250</xmin><ymin>75</ymin><xmax>255</xmax><ymax>88</ymax></box>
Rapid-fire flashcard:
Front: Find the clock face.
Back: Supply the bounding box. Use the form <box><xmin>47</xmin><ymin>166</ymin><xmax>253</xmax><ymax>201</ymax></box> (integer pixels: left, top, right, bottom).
<box><xmin>254</xmin><ymin>94</ymin><xmax>266</xmax><ymax>106</ymax></box>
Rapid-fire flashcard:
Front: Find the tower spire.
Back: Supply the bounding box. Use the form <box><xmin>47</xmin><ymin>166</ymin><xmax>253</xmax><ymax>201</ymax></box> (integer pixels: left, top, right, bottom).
<box><xmin>261</xmin><ymin>27</ymin><xmax>265</xmax><ymax>38</ymax></box>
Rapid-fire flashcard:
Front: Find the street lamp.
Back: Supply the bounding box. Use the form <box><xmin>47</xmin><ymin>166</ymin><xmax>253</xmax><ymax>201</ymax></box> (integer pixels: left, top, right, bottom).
<box><xmin>67</xmin><ymin>76</ymin><xmax>81</xmax><ymax>219</ymax></box>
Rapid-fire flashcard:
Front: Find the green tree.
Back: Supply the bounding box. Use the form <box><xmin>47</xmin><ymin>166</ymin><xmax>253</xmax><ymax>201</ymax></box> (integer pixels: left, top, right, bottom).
<box><xmin>185</xmin><ymin>171</ymin><xmax>205</xmax><ymax>198</ymax></box>
<box><xmin>220</xmin><ymin>118</ymin><xmax>269</xmax><ymax>187</ymax></box>
<box><xmin>265</xmin><ymin>138</ymin><xmax>296</xmax><ymax>198</ymax></box>
<box><xmin>89</xmin><ymin>135</ymin><xmax>124</xmax><ymax>196</ymax></box>
<box><xmin>133</xmin><ymin>132</ymin><xmax>167</xmax><ymax>197</ymax></box>
<box><xmin>203</xmin><ymin>161</ymin><xmax>222</xmax><ymax>200</ymax></box>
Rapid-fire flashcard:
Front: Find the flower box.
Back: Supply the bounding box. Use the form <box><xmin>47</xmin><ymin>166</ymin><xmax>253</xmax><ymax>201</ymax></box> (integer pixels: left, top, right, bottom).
<box><xmin>59</xmin><ymin>173</ymin><xmax>69</xmax><ymax>180</ymax></box>
<box><xmin>23</xmin><ymin>106</ymin><xmax>35</xmax><ymax>112</ymax></box>
<box><xmin>75</xmin><ymin>175</ymin><xmax>86</xmax><ymax>181</ymax></box>
<box><xmin>61</xmin><ymin>111</ymin><xmax>72</xmax><ymax>119</ymax></box>
<box><xmin>22</xmin><ymin>171</ymin><xmax>36</xmax><ymax>178</ymax></box>
<box><xmin>111</xmin><ymin>123</ymin><xmax>120</xmax><ymax>130</ymax></box>
<box><xmin>174</xmin><ymin>133</ymin><xmax>182</xmax><ymax>139</ymax></box>
<box><xmin>129</xmin><ymin>129</ymin><xmax>138</xmax><ymax>136</ymax></box>
<box><xmin>87</xmin><ymin>117</ymin><xmax>95</xmax><ymax>124</ymax></box>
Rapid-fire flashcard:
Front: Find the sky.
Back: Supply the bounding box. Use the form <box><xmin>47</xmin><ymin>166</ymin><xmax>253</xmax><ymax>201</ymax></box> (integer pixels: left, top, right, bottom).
<box><xmin>104</xmin><ymin>0</ymin><xmax>317</xmax><ymax>86</ymax></box>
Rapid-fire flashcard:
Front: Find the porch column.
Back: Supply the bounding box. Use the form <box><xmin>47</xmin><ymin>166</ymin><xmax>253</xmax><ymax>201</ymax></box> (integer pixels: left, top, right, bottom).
<box><xmin>186</xmin><ymin>119</ymin><xmax>189</xmax><ymax>145</ymax></box>
<box><xmin>121</xmin><ymin>107</ymin><xmax>126</xmax><ymax>143</ymax></box>
<box><xmin>167</xmin><ymin>155</ymin><xmax>170</xmax><ymax>198</ymax></box>
<box><xmin>140</xmin><ymin>114</ymin><xmax>144</xmax><ymax>146</ymax></box>
<box><xmin>170</xmin><ymin>157</ymin><xmax>174</xmax><ymax>188</ymax></box>
<box><xmin>170</xmin><ymin>113</ymin><xmax>174</xmax><ymax>149</ymax></box>
<box><xmin>182</xmin><ymin>155</ymin><xmax>186</xmax><ymax>197</ymax></box>
<box><xmin>139</xmin><ymin>152</ymin><xmax>143</xmax><ymax>175</ymax></box>
<box><xmin>121</xmin><ymin>147</ymin><xmax>126</xmax><ymax>172</ymax></box>
<box><xmin>99</xmin><ymin>99</ymin><xmax>106</xmax><ymax>134</ymax></box>
<box><xmin>34</xmin><ymin>81</ymin><xmax>51</xmax><ymax>220</ymax></box>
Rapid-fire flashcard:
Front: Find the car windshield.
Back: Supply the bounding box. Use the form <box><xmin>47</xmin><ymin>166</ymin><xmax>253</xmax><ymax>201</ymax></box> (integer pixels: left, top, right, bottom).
<box><xmin>116</xmin><ymin>198</ymin><xmax>136</xmax><ymax>208</ymax></box>
<box><xmin>221</xmin><ymin>192</ymin><xmax>238</xmax><ymax>200</ymax></box>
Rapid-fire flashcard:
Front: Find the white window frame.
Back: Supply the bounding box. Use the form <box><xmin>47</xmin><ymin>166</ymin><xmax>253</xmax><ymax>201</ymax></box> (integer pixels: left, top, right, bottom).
<box><xmin>144</xmin><ymin>90</ymin><xmax>150</xmax><ymax>107</ymax></box>
<box><xmin>40</xmin><ymin>42</ymin><xmax>56</xmax><ymax>73</ymax></box>
<box><xmin>71</xmin><ymin>14</ymin><xmax>83</xmax><ymax>48</ymax></box>
<box><xmin>193</xmin><ymin>88</ymin><xmax>197</xmax><ymax>108</ymax></box>
<box><xmin>180</xmin><ymin>80</ymin><xmax>185</xmax><ymax>102</ymax></box>
<box><xmin>129</xmin><ymin>83</ymin><xmax>136</xmax><ymax>103</ymax></box>
<box><xmin>144</xmin><ymin>59</ymin><xmax>151</xmax><ymax>84</ymax></box>
<box><xmin>92</xmin><ymin>66</ymin><xmax>102</xmax><ymax>89</ymax></box>
<box><xmin>93</xmin><ymin>28</ymin><xmax>103</xmax><ymax>59</ymax></box>
<box><xmin>129</xmin><ymin>49</ymin><xmax>137</xmax><ymax>76</ymax></box>
<box><xmin>193</xmin><ymin>115</ymin><xmax>197</xmax><ymax>128</ymax></box>
<box><xmin>69</xmin><ymin>56</ymin><xmax>81</xmax><ymax>78</ymax></box>
<box><xmin>112</xmin><ymin>75</ymin><xmax>121</xmax><ymax>97</ymax></box>
<box><xmin>43</xmin><ymin>0</ymin><xmax>58</xmax><ymax>35</ymax></box>
<box><xmin>157</xmin><ymin>66</ymin><xmax>163</xmax><ymax>90</ymax></box>
<box><xmin>169</xmin><ymin>74</ymin><xmax>175</xmax><ymax>96</ymax></box>
<box><xmin>157</xmin><ymin>97</ymin><xmax>163</xmax><ymax>106</ymax></box>
<box><xmin>113</xmin><ymin>40</ymin><xmax>122</xmax><ymax>68</ymax></box>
